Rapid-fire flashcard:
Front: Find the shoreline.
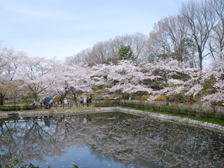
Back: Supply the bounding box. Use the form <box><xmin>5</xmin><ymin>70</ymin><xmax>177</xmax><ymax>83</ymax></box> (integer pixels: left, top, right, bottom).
<box><xmin>1</xmin><ymin>107</ymin><xmax>224</xmax><ymax>133</ymax></box>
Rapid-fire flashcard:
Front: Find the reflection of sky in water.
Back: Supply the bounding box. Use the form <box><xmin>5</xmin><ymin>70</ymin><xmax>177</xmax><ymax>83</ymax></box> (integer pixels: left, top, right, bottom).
<box><xmin>1</xmin><ymin>112</ymin><xmax>224</xmax><ymax>168</ymax></box>
<box><xmin>32</xmin><ymin>146</ymin><xmax>126</xmax><ymax>168</ymax></box>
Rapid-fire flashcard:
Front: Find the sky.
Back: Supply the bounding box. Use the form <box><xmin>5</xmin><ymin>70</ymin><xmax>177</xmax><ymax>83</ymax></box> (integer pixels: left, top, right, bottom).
<box><xmin>0</xmin><ymin>0</ymin><xmax>190</xmax><ymax>61</ymax></box>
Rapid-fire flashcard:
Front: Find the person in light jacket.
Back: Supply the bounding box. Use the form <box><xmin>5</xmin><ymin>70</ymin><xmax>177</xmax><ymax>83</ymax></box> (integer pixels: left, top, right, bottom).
<box><xmin>64</xmin><ymin>98</ymin><xmax>68</xmax><ymax>107</ymax></box>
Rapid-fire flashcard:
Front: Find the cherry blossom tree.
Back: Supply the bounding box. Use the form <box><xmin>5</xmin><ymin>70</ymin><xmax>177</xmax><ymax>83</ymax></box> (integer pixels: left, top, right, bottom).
<box><xmin>42</xmin><ymin>62</ymin><xmax>93</xmax><ymax>102</ymax></box>
<box><xmin>91</xmin><ymin>59</ymin><xmax>197</xmax><ymax>102</ymax></box>
<box><xmin>91</xmin><ymin>60</ymin><xmax>153</xmax><ymax>101</ymax></box>
<box><xmin>0</xmin><ymin>48</ymin><xmax>26</xmax><ymax>105</ymax></box>
<box><xmin>22</xmin><ymin>56</ymin><xmax>56</xmax><ymax>101</ymax></box>
<box><xmin>201</xmin><ymin>57</ymin><xmax>224</xmax><ymax>111</ymax></box>
<box><xmin>69</xmin><ymin>62</ymin><xmax>93</xmax><ymax>103</ymax></box>
<box><xmin>149</xmin><ymin>56</ymin><xmax>223</xmax><ymax>111</ymax></box>
<box><xmin>141</xmin><ymin>58</ymin><xmax>200</xmax><ymax>105</ymax></box>
<box><xmin>108</xmin><ymin>61</ymin><xmax>153</xmax><ymax>101</ymax></box>
<box><xmin>0</xmin><ymin>46</ymin><xmax>222</xmax><ymax>111</ymax></box>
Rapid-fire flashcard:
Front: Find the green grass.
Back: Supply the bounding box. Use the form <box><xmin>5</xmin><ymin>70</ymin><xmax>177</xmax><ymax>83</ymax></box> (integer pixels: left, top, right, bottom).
<box><xmin>122</xmin><ymin>106</ymin><xmax>224</xmax><ymax>127</ymax></box>
<box><xmin>0</xmin><ymin>105</ymin><xmax>94</xmax><ymax>113</ymax></box>
<box><xmin>94</xmin><ymin>101</ymin><xmax>224</xmax><ymax>126</ymax></box>
<box><xmin>4</xmin><ymin>101</ymin><xmax>32</xmax><ymax>106</ymax></box>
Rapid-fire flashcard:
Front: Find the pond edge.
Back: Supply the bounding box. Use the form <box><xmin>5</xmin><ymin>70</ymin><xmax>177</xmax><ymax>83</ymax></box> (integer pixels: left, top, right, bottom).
<box><xmin>1</xmin><ymin>107</ymin><xmax>224</xmax><ymax>133</ymax></box>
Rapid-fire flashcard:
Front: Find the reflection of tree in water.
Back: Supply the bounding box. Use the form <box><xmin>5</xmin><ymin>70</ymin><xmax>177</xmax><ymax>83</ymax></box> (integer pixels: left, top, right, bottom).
<box><xmin>0</xmin><ymin>112</ymin><xmax>224</xmax><ymax>167</ymax></box>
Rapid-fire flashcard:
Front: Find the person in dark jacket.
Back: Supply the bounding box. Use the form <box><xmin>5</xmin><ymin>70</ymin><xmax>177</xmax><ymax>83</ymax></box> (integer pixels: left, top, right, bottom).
<box><xmin>80</xmin><ymin>97</ymin><xmax>83</xmax><ymax>103</ymax></box>
<box><xmin>87</xmin><ymin>97</ymin><xmax>89</xmax><ymax>107</ymax></box>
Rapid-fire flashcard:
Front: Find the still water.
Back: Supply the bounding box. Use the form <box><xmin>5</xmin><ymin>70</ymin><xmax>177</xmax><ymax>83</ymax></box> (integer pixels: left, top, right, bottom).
<box><xmin>0</xmin><ymin>112</ymin><xmax>224</xmax><ymax>168</ymax></box>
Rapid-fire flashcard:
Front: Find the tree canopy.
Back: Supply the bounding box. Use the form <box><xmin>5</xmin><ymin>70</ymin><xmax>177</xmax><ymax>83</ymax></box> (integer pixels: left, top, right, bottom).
<box><xmin>119</xmin><ymin>45</ymin><xmax>134</xmax><ymax>61</ymax></box>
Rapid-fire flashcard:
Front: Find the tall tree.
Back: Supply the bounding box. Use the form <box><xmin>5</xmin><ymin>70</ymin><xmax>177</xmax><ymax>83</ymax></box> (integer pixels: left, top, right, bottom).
<box><xmin>208</xmin><ymin>0</ymin><xmax>224</xmax><ymax>59</ymax></box>
<box><xmin>181</xmin><ymin>0</ymin><xmax>217</xmax><ymax>70</ymax></box>
<box><xmin>201</xmin><ymin>56</ymin><xmax>224</xmax><ymax>111</ymax></box>
<box><xmin>22</xmin><ymin>57</ymin><xmax>56</xmax><ymax>101</ymax></box>
<box><xmin>119</xmin><ymin>45</ymin><xmax>134</xmax><ymax>61</ymax></box>
<box><xmin>91</xmin><ymin>60</ymin><xmax>154</xmax><ymax>101</ymax></box>
<box><xmin>141</xmin><ymin>58</ymin><xmax>199</xmax><ymax>105</ymax></box>
<box><xmin>66</xmin><ymin>33</ymin><xmax>148</xmax><ymax>66</ymax></box>
<box><xmin>42</xmin><ymin>62</ymin><xmax>92</xmax><ymax>101</ymax></box>
<box><xmin>0</xmin><ymin>48</ymin><xmax>26</xmax><ymax>105</ymax></box>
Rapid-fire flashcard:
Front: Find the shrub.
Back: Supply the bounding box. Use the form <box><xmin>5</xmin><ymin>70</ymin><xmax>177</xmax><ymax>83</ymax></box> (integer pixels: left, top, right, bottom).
<box><xmin>141</xmin><ymin>95</ymin><xmax>149</xmax><ymax>100</ymax></box>
<box><xmin>156</xmin><ymin>95</ymin><xmax>165</xmax><ymax>101</ymax></box>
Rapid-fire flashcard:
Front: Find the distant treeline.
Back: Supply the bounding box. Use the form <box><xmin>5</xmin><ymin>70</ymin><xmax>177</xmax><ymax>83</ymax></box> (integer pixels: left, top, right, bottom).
<box><xmin>66</xmin><ymin>0</ymin><xmax>223</xmax><ymax>70</ymax></box>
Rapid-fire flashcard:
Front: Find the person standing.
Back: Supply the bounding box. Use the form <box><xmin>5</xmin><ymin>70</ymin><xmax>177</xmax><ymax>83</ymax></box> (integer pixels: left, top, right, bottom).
<box><xmin>43</xmin><ymin>98</ymin><xmax>47</xmax><ymax>105</ymax></box>
<box><xmin>87</xmin><ymin>97</ymin><xmax>89</xmax><ymax>107</ymax></box>
<box><xmin>53</xmin><ymin>98</ymin><xmax>57</xmax><ymax>104</ymax></box>
<box><xmin>53</xmin><ymin>98</ymin><xmax>57</xmax><ymax>106</ymax></box>
<box><xmin>64</xmin><ymin>98</ymin><xmax>68</xmax><ymax>107</ymax></box>
<box><xmin>50</xmin><ymin>98</ymin><xmax>53</xmax><ymax>105</ymax></box>
<box><xmin>33</xmin><ymin>101</ymin><xmax>37</xmax><ymax>107</ymax></box>
<box><xmin>80</xmin><ymin>97</ymin><xmax>83</xmax><ymax>103</ymax></box>
<box><xmin>99</xmin><ymin>97</ymin><xmax>101</xmax><ymax>102</ymax></box>
<box><xmin>87</xmin><ymin>97</ymin><xmax>89</xmax><ymax>103</ymax></box>
<box><xmin>89</xmin><ymin>96</ymin><xmax>92</xmax><ymax>103</ymax></box>
<box><xmin>47</xmin><ymin>97</ymin><xmax>50</xmax><ymax>105</ymax></box>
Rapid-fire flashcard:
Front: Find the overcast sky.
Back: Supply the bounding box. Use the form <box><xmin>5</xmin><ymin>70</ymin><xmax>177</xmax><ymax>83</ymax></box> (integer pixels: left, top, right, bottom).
<box><xmin>0</xmin><ymin>0</ymin><xmax>190</xmax><ymax>61</ymax></box>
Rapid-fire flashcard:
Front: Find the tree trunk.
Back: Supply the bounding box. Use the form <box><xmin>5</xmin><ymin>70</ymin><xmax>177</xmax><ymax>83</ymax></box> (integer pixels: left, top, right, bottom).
<box><xmin>34</xmin><ymin>93</ymin><xmax>38</xmax><ymax>101</ymax></box>
<box><xmin>166</xmin><ymin>96</ymin><xmax>169</xmax><ymax>106</ymax></box>
<box><xmin>198</xmin><ymin>92</ymin><xmax>202</xmax><ymax>111</ymax></box>
<box><xmin>0</xmin><ymin>93</ymin><xmax>4</xmax><ymax>105</ymax></box>
<box><xmin>73</xmin><ymin>92</ymin><xmax>81</xmax><ymax>103</ymax></box>
<box><xmin>198</xmin><ymin>69</ymin><xmax>203</xmax><ymax>111</ymax></box>
<box><xmin>139</xmin><ymin>92</ymin><xmax>142</xmax><ymax>102</ymax></box>
<box><xmin>73</xmin><ymin>94</ymin><xmax>77</xmax><ymax>103</ymax></box>
<box><xmin>198</xmin><ymin>49</ymin><xmax>203</xmax><ymax>70</ymax></box>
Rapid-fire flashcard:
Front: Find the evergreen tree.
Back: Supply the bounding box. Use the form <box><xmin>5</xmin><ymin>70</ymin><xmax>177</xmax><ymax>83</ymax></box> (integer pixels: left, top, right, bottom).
<box><xmin>119</xmin><ymin>45</ymin><xmax>134</xmax><ymax>61</ymax></box>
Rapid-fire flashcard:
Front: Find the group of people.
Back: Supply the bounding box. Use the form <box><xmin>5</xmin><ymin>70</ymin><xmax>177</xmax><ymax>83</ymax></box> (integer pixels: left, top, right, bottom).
<box><xmin>80</xmin><ymin>96</ymin><xmax>92</xmax><ymax>103</ymax></box>
<box><xmin>34</xmin><ymin>97</ymin><xmax>69</xmax><ymax>107</ymax></box>
<box><xmin>43</xmin><ymin>97</ymin><xmax>58</xmax><ymax>106</ymax></box>
<box><xmin>33</xmin><ymin>96</ymin><xmax>96</xmax><ymax>107</ymax></box>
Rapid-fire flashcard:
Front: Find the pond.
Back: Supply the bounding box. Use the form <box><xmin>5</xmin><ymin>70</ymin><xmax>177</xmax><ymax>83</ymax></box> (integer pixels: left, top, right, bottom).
<box><xmin>0</xmin><ymin>112</ymin><xmax>224</xmax><ymax>168</ymax></box>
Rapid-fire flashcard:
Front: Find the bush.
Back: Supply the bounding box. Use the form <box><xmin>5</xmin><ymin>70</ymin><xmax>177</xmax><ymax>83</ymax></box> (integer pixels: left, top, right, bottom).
<box><xmin>133</xmin><ymin>94</ymin><xmax>149</xmax><ymax>100</ymax></box>
<box><xmin>141</xmin><ymin>95</ymin><xmax>149</xmax><ymax>100</ymax></box>
<box><xmin>155</xmin><ymin>95</ymin><xmax>165</xmax><ymax>101</ymax></box>
<box><xmin>22</xmin><ymin>105</ymin><xmax>34</xmax><ymax>110</ymax></box>
<box><xmin>0</xmin><ymin>106</ymin><xmax>21</xmax><ymax>111</ymax></box>
<box><xmin>55</xmin><ymin>97</ymin><xmax>63</xmax><ymax>103</ymax></box>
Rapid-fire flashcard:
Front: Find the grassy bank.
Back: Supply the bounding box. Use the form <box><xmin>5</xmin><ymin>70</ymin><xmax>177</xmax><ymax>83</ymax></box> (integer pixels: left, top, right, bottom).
<box><xmin>1</xmin><ymin>101</ymin><xmax>224</xmax><ymax>127</ymax></box>
<box><xmin>122</xmin><ymin>106</ymin><xmax>224</xmax><ymax>127</ymax></box>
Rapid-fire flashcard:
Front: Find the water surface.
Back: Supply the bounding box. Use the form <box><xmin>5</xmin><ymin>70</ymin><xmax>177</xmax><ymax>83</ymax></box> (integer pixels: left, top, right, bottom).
<box><xmin>0</xmin><ymin>112</ymin><xmax>224</xmax><ymax>168</ymax></box>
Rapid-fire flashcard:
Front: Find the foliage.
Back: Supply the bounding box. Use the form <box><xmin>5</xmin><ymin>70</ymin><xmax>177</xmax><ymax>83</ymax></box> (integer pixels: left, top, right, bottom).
<box><xmin>173</xmin><ymin>38</ymin><xmax>196</xmax><ymax>63</ymax></box>
<box><xmin>121</xmin><ymin>93</ymin><xmax>130</xmax><ymax>100</ymax></box>
<box><xmin>0</xmin><ymin>155</ymin><xmax>40</xmax><ymax>168</ymax></box>
<box><xmin>55</xmin><ymin>97</ymin><xmax>62</xmax><ymax>103</ymax></box>
<box><xmin>0</xmin><ymin>155</ymin><xmax>79</xmax><ymax>168</ymax></box>
<box><xmin>133</xmin><ymin>94</ymin><xmax>149</xmax><ymax>100</ymax></box>
<box><xmin>167</xmin><ymin>92</ymin><xmax>189</xmax><ymax>103</ymax></box>
<box><xmin>155</xmin><ymin>95</ymin><xmax>165</xmax><ymax>101</ymax></box>
<box><xmin>119</xmin><ymin>45</ymin><xmax>134</xmax><ymax>61</ymax></box>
